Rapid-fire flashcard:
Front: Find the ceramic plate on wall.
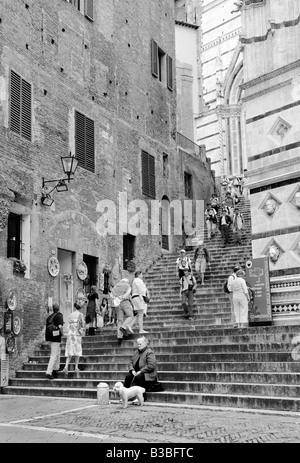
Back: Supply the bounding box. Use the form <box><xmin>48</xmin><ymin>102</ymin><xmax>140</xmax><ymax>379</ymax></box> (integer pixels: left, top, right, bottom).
<box><xmin>48</xmin><ymin>257</ymin><xmax>60</xmax><ymax>277</ymax></box>
<box><xmin>77</xmin><ymin>261</ymin><xmax>88</xmax><ymax>281</ymax></box>
<box><xmin>13</xmin><ymin>316</ymin><xmax>21</xmax><ymax>335</ymax></box>
<box><xmin>7</xmin><ymin>290</ymin><xmax>17</xmax><ymax>311</ymax></box>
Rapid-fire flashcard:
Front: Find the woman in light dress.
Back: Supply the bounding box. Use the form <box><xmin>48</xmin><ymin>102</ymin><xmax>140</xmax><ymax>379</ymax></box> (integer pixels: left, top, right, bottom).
<box><xmin>193</xmin><ymin>240</ymin><xmax>210</xmax><ymax>285</ymax></box>
<box><xmin>63</xmin><ymin>302</ymin><xmax>85</xmax><ymax>374</ymax></box>
<box><xmin>228</xmin><ymin>269</ymin><xmax>250</xmax><ymax>328</ymax></box>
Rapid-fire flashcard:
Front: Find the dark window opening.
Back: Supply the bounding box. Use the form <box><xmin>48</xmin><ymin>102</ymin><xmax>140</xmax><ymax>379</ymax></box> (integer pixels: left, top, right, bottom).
<box><xmin>7</xmin><ymin>213</ymin><xmax>22</xmax><ymax>259</ymax></box>
<box><xmin>123</xmin><ymin>234</ymin><xmax>135</xmax><ymax>270</ymax></box>
<box><xmin>184</xmin><ymin>172</ymin><xmax>193</xmax><ymax>199</ymax></box>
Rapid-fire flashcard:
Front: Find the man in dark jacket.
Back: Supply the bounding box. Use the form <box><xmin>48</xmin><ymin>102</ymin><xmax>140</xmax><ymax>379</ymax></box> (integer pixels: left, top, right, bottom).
<box><xmin>123</xmin><ymin>336</ymin><xmax>163</xmax><ymax>399</ymax></box>
<box><xmin>219</xmin><ymin>209</ymin><xmax>232</xmax><ymax>247</ymax></box>
<box><xmin>45</xmin><ymin>303</ymin><xmax>64</xmax><ymax>379</ymax></box>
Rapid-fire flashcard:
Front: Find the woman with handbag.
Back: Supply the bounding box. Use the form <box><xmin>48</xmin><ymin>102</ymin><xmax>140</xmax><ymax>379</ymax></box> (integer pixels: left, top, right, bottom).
<box><xmin>127</xmin><ymin>271</ymin><xmax>149</xmax><ymax>334</ymax></box>
<box><xmin>85</xmin><ymin>285</ymin><xmax>99</xmax><ymax>336</ymax></box>
<box><xmin>63</xmin><ymin>302</ymin><xmax>85</xmax><ymax>375</ymax></box>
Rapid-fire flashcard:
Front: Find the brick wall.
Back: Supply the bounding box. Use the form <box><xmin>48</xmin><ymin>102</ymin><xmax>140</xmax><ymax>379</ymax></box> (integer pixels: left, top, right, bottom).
<box><xmin>0</xmin><ymin>0</ymin><xmax>215</xmax><ymax>360</ymax></box>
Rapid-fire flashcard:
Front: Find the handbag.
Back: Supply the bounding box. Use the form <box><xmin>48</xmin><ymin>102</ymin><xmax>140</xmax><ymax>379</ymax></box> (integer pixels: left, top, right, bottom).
<box><xmin>113</xmin><ymin>296</ymin><xmax>121</xmax><ymax>307</ymax></box>
<box><xmin>142</xmin><ymin>295</ymin><xmax>150</xmax><ymax>304</ymax></box>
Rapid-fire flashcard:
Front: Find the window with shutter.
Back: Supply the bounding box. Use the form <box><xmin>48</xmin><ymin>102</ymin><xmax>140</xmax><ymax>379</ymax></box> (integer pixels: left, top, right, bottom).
<box><xmin>142</xmin><ymin>151</ymin><xmax>156</xmax><ymax>199</ymax></box>
<box><xmin>167</xmin><ymin>55</ymin><xmax>173</xmax><ymax>91</ymax></box>
<box><xmin>85</xmin><ymin>0</ymin><xmax>94</xmax><ymax>21</ymax></box>
<box><xmin>75</xmin><ymin>110</ymin><xmax>95</xmax><ymax>172</ymax></box>
<box><xmin>10</xmin><ymin>70</ymin><xmax>32</xmax><ymax>141</ymax></box>
<box><xmin>151</xmin><ymin>39</ymin><xmax>158</xmax><ymax>78</ymax></box>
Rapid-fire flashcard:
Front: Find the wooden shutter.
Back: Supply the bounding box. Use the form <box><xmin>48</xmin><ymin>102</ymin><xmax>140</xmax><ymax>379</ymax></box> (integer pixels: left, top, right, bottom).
<box><xmin>75</xmin><ymin>110</ymin><xmax>95</xmax><ymax>172</ymax></box>
<box><xmin>10</xmin><ymin>71</ymin><xmax>21</xmax><ymax>135</ymax></box>
<box><xmin>142</xmin><ymin>151</ymin><xmax>149</xmax><ymax>196</ymax></box>
<box><xmin>142</xmin><ymin>151</ymin><xmax>156</xmax><ymax>198</ymax></box>
<box><xmin>85</xmin><ymin>0</ymin><xmax>94</xmax><ymax>21</ymax></box>
<box><xmin>167</xmin><ymin>55</ymin><xmax>173</xmax><ymax>91</ymax></box>
<box><xmin>10</xmin><ymin>70</ymin><xmax>32</xmax><ymax>141</ymax></box>
<box><xmin>151</xmin><ymin>39</ymin><xmax>158</xmax><ymax>77</ymax></box>
<box><xmin>75</xmin><ymin>111</ymin><xmax>86</xmax><ymax>168</ymax></box>
<box><xmin>148</xmin><ymin>153</ymin><xmax>156</xmax><ymax>198</ymax></box>
<box><xmin>85</xmin><ymin>115</ymin><xmax>95</xmax><ymax>172</ymax></box>
<box><xmin>21</xmin><ymin>79</ymin><xmax>32</xmax><ymax>140</ymax></box>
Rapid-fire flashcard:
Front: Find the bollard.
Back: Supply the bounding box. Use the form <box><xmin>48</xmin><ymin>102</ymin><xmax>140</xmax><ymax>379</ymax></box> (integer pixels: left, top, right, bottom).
<box><xmin>97</xmin><ymin>382</ymin><xmax>109</xmax><ymax>405</ymax></box>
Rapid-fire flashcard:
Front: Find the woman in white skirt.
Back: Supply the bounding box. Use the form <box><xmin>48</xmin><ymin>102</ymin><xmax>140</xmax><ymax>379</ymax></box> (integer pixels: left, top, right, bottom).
<box><xmin>128</xmin><ymin>271</ymin><xmax>149</xmax><ymax>334</ymax></box>
<box><xmin>63</xmin><ymin>302</ymin><xmax>85</xmax><ymax>374</ymax></box>
<box><xmin>228</xmin><ymin>269</ymin><xmax>250</xmax><ymax>328</ymax></box>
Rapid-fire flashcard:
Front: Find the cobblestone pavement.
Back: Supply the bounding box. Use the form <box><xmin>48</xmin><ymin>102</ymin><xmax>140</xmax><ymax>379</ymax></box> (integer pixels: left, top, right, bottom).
<box><xmin>1</xmin><ymin>395</ymin><xmax>300</xmax><ymax>445</ymax></box>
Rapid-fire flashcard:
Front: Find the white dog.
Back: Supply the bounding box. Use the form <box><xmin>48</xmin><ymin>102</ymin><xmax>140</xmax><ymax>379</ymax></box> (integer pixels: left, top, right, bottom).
<box><xmin>113</xmin><ymin>381</ymin><xmax>145</xmax><ymax>409</ymax></box>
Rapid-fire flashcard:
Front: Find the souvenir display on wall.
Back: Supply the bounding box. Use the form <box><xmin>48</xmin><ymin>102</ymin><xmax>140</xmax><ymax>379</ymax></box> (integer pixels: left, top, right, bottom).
<box><xmin>6</xmin><ymin>332</ymin><xmax>15</xmax><ymax>353</ymax></box>
<box><xmin>76</xmin><ymin>261</ymin><xmax>88</xmax><ymax>281</ymax></box>
<box><xmin>47</xmin><ymin>256</ymin><xmax>60</xmax><ymax>277</ymax></box>
<box><xmin>12</xmin><ymin>316</ymin><xmax>21</xmax><ymax>335</ymax></box>
<box><xmin>6</xmin><ymin>290</ymin><xmax>17</xmax><ymax>311</ymax></box>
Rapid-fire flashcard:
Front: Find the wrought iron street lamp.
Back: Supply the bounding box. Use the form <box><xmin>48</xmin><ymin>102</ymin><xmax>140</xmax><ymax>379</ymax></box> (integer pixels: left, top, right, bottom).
<box><xmin>41</xmin><ymin>153</ymin><xmax>78</xmax><ymax>206</ymax></box>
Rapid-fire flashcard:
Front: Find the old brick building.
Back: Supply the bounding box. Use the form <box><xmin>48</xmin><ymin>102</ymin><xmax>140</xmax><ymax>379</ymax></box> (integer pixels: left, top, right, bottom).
<box><xmin>0</xmin><ymin>0</ymin><xmax>214</xmax><ymax>359</ymax></box>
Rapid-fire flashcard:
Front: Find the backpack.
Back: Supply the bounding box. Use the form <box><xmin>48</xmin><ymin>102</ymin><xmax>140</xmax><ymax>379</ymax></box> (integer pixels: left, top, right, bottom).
<box><xmin>223</xmin><ymin>274</ymin><xmax>235</xmax><ymax>294</ymax></box>
<box><xmin>45</xmin><ymin>313</ymin><xmax>60</xmax><ymax>339</ymax></box>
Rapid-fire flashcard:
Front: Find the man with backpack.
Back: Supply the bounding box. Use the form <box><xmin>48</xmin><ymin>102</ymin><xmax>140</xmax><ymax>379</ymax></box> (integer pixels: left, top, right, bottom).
<box><xmin>45</xmin><ymin>303</ymin><xmax>64</xmax><ymax>379</ymax></box>
<box><xmin>180</xmin><ymin>268</ymin><xmax>197</xmax><ymax>320</ymax></box>
<box><xmin>224</xmin><ymin>265</ymin><xmax>240</xmax><ymax>326</ymax></box>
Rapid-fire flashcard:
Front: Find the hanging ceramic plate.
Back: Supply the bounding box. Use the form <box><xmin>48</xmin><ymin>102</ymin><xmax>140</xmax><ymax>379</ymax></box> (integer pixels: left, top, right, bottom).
<box><xmin>76</xmin><ymin>261</ymin><xmax>88</xmax><ymax>281</ymax></box>
<box><xmin>48</xmin><ymin>256</ymin><xmax>60</xmax><ymax>277</ymax></box>
<box><xmin>6</xmin><ymin>290</ymin><xmax>17</xmax><ymax>311</ymax></box>
<box><xmin>12</xmin><ymin>316</ymin><xmax>21</xmax><ymax>335</ymax></box>
<box><xmin>0</xmin><ymin>313</ymin><xmax>3</xmax><ymax>330</ymax></box>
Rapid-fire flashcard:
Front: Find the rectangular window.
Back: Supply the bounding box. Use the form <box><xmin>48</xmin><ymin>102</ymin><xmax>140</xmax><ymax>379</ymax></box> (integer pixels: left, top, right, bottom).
<box><xmin>142</xmin><ymin>151</ymin><xmax>156</xmax><ymax>199</ymax></box>
<box><xmin>158</xmin><ymin>47</ymin><xmax>166</xmax><ymax>84</ymax></box>
<box><xmin>10</xmin><ymin>70</ymin><xmax>32</xmax><ymax>141</ymax></box>
<box><xmin>123</xmin><ymin>234</ymin><xmax>135</xmax><ymax>270</ymax></box>
<box><xmin>7</xmin><ymin>213</ymin><xmax>22</xmax><ymax>260</ymax></box>
<box><xmin>184</xmin><ymin>172</ymin><xmax>193</xmax><ymax>199</ymax></box>
<box><xmin>151</xmin><ymin>39</ymin><xmax>172</xmax><ymax>89</ymax></box>
<box><xmin>75</xmin><ymin>110</ymin><xmax>95</xmax><ymax>172</ymax></box>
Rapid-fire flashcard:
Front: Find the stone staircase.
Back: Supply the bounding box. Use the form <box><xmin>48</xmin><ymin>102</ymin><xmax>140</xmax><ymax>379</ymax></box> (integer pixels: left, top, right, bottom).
<box><xmin>4</xmin><ymin>196</ymin><xmax>300</xmax><ymax>412</ymax></box>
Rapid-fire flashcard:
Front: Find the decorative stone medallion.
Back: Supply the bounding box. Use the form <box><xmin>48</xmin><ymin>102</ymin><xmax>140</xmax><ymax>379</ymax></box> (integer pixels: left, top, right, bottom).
<box><xmin>76</xmin><ymin>261</ymin><xmax>88</xmax><ymax>281</ymax></box>
<box><xmin>259</xmin><ymin>193</ymin><xmax>282</xmax><ymax>217</ymax></box>
<box><xmin>47</xmin><ymin>256</ymin><xmax>60</xmax><ymax>277</ymax></box>
<box><xmin>262</xmin><ymin>238</ymin><xmax>285</xmax><ymax>264</ymax></box>
<box><xmin>288</xmin><ymin>185</ymin><xmax>300</xmax><ymax>210</ymax></box>
<box><xmin>6</xmin><ymin>290</ymin><xmax>17</xmax><ymax>311</ymax></box>
<box><xmin>269</xmin><ymin>117</ymin><xmax>292</xmax><ymax>144</ymax></box>
<box><xmin>291</xmin><ymin>236</ymin><xmax>300</xmax><ymax>259</ymax></box>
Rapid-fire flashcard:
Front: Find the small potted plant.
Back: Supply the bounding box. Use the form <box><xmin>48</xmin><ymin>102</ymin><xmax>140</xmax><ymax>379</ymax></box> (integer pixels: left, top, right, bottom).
<box><xmin>11</xmin><ymin>257</ymin><xmax>27</xmax><ymax>275</ymax></box>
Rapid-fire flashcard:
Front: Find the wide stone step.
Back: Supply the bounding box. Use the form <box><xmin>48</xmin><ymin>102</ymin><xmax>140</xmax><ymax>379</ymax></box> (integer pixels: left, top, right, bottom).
<box><xmin>26</xmin><ymin>351</ymin><xmax>299</xmax><ymax>363</ymax></box>
<box><xmin>4</xmin><ymin>385</ymin><xmax>300</xmax><ymax>412</ymax></box>
<box><xmin>35</xmin><ymin>342</ymin><xmax>296</xmax><ymax>356</ymax></box>
<box><xmin>15</xmin><ymin>369</ymin><xmax>300</xmax><ymax>385</ymax></box>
